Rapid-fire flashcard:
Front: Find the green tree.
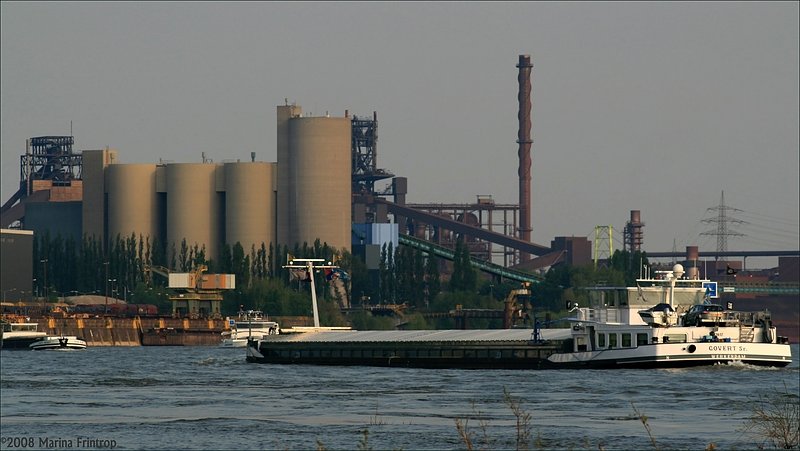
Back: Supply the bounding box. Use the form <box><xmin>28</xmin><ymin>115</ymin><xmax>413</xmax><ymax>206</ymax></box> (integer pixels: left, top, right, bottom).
<box><xmin>257</xmin><ymin>243</ymin><xmax>267</xmax><ymax>280</ymax></box>
<box><xmin>424</xmin><ymin>253</ymin><xmax>441</xmax><ymax>307</ymax></box>
<box><xmin>395</xmin><ymin>245</ymin><xmax>413</xmax><ymax>303</ymax></box>
<box><xmin>348</xmin><ymin>253</ymin><xmax>374</xmax><ymax>307</ymax></box>
<box><xmin>178</xmin><ymin>238</ymin><xmax>189</xmax><ymax>271</ymax></box>
<box><xmin>461</xmin><ymin>244</ymin><xmax>477</xmax><ymax>293</ymax></box>
<box><xmin>231</xmin><ymin>242</ymin><xmax>250</xmax><ymax>289</ymax></box>
<box><xmin>169</xmin><ymin>242</ymin><xmax>177</xmax><ymax>271</ymax></box>
<box><xmin>611</xmin><ymin>249</ymin><xmax>649</xmax><ymax>285</ymax></box>
<box><xmin>137</xmin><ymin>234</ymin><xmax>145</xmax><ymax>286</ymax></box>
<box><xmin>450</xmin><ymin>237</ymin><xmax>475</xmax><ymax>292</ymax></box>
<box><xmin>412</xmin><ymin>249</ymin><xmax>426</xmax><ymax>307</ymax></box>
<box><xmin>191</xmin><ymin>243</ymin><xmax>207</xmax><ymax>270</ymax></box>
<box><xmin>218</xmin><ymin>243</ymin><xmax>233</xmax><ymax>273</ymax></box>
<box><xmin>450</xmin><ymin>239</ymin><xmax>464</xmax><ymax>291</ymax></box>
<box><xmin>151</xmin><ymin>236</ymin><xmax>166</xmax><ymax>268</ymax></box>
<box><xmin>249</xmin><ymin>245</ymin><xmax>258</xmax><ymax>283</ymax></box>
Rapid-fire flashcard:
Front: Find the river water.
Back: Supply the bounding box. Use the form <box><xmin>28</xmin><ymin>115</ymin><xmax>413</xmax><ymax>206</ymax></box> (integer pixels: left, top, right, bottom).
<box><xmin>1</xmin><ymin>344</ymin><xmax>798</xmax><ymax>450</ymax></box>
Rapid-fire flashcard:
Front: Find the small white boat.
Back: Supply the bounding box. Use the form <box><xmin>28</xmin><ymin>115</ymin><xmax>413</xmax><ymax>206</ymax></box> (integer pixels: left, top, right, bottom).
<box><xmin>29</xmin><ymin>335</ymin><xmax>87</xmax><ymax>351</ymax></box>
<box><xmin>220</xmin><ymin>310</ymin><xmax>280</xmax><ymax>348</ymax></box>
<box><xmin>637</xmin><ymin>303</ymin><xmax>678</xmax><ymax>327</ymax></box>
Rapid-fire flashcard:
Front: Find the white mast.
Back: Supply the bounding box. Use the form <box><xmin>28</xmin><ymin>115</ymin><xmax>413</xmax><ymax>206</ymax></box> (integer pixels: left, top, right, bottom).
<box><xmin>284</xmin><ymin>257</ymin><xmax>339</xmax><ymax>328</ymax></box>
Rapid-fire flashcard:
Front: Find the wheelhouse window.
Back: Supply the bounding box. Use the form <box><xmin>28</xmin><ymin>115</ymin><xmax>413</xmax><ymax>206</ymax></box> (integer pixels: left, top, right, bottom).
<box><xmin>637</xmin><ymin>333</ymin><xmax>649</xmax><ymax>346</ymax></box>
<box><xmin>622</xmin><ymin>333</ymin><xmax>632</xmax><ymax>348</ymax></box>
<box><xmin>597</xmin><ymin>333</ymin><xmax>606</xmax><ymax>348</ymax></box>
<box><xmin>608</xmin><ymin>334</ymin><xmax>618</xmax><ymax>348</ymax></box>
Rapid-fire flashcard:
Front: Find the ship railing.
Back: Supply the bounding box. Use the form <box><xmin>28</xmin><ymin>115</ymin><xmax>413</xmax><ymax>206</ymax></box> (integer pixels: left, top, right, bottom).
<box><xmin>737</xmin><ymin>311</ymin><xmax>771</xmax><ymax>327</ymax></box>
<box><xmin>576</xmin><ymin>308</ymin><xmax>602</xmax><ymax>323</ymax></box>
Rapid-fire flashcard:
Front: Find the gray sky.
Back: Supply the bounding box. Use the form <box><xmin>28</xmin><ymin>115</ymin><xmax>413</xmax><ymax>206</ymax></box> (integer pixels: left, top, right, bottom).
<box><xmin>2</xmin><ymin>2</ymin><xmax>798</xmax><ymax>267</ymax></box>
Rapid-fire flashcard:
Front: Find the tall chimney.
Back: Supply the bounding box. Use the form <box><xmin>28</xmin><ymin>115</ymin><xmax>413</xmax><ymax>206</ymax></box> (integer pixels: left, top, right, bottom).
<box><xmin>685</xmin><ymin>245</ymin><xmax>700</xmax><ymax>280</ymax></box>
<box><xmin>517</xmin><ymin>55</ymin><xmax>533</xmax><ymax>261</ymax></box>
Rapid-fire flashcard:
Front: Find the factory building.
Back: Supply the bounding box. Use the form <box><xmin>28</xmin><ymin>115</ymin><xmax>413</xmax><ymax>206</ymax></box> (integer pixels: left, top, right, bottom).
<box><xmin>2</xmin><ymin>57</ymin><xmax>588</xmax><ymax>277</ymax></box>
<box><xmin>38</xmin><ymin>104</ymin><xmax>352</xmax><ymax>263</ymax></box>
<box><xmin>0</xmin><ymin>229</ymin><xmax>34</xmax><ymax>302</ymax></box>
<box><xmin>1</xmin><ymin>57</ymin><xmax>559</xmax><ymax>275</ymax></box>
<box><xmin>1</xmin><ymin>136</ymin><xmax>85</xmax><ymax>242</ymax></box>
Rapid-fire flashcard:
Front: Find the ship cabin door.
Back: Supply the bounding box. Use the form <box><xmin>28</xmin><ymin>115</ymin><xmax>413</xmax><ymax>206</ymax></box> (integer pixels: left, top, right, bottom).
<box><xmin>573</xmin><ymin>325</ymin><xmax>593</xmax><ymax>352</ymax></box>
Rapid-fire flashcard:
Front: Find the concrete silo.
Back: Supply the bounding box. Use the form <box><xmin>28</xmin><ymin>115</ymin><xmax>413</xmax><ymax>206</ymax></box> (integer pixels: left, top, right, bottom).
<box><xmin>106</xmin><ymin>164</ymin><xmax>158</xmax><ymax>243</ymax></box>
<box><xmin>284</xmin><ymin>114</ymin><xmax>351</xmax><ymax>252</ymax></box>
<box><xmin>81</xmin><ymin>148</ymin><xmax>117</xmax><ymax>241</ymax></box>
<box><xmin>223</xmin><ymin>162</ymin><xmax>276</xmax><ymax>253</ymax></box>
<box><xmin>276</xmin><ymin>103</ymin><xmax>302</xmax><ymax>247</ymax></box>
<box><xmin>165</xmin><ymin>163</ymin><xmax>222</xmax><ymax>262</ymax></box>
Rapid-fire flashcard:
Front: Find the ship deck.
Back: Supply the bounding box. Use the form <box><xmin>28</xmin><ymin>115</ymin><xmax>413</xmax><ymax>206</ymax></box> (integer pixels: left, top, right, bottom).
<box><xmin>265</xmin><ymin>328</ymin><xmax>572</xmax><ymax>344</ymax></box>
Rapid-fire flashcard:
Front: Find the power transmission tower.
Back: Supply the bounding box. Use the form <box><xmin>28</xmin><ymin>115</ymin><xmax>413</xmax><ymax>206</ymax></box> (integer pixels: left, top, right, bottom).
<box><xmin>700</xmin><ymin>191</ymin><xmax>746</xmax><ymax>258</ymax></box>
<box><xmin>593</xmin><ymin>225</ymin><xmax>614</xmax><ymax>269</ymax></box>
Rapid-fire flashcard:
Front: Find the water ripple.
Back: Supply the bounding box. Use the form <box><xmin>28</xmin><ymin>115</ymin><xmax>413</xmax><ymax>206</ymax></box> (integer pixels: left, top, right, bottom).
<box><xmin>1</xmin><ymin>344</ymin><xmax>797</xmax><ymax>450</ymax></box>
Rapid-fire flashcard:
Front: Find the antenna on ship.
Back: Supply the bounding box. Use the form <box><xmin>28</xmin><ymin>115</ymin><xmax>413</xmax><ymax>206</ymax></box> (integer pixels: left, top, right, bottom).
<box><xmin>667</xmin><ymin>264</ymin><xmax>685</xmax><ymax>308</ymax></box>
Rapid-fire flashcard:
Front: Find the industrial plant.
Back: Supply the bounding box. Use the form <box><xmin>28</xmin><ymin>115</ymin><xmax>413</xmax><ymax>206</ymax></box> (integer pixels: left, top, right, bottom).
<box><xmin>1</xmin><ymin>55</ymin><xmax>594</xmax><ymax>281</ymax></box>
<box><xmin>2</xmin><ymin>55</ymin><xmax>797</xmax><ymax>322</ymax></box>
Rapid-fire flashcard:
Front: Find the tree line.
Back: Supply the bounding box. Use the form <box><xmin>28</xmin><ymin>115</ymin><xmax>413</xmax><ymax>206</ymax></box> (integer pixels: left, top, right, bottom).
<box><xmin>30</xmin><ymin>231</ymin><xmax>647</xmax><ymax>325</ymax></box>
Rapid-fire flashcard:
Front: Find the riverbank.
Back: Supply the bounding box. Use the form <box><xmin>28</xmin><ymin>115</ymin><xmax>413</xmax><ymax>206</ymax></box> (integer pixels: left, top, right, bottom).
<box><xmin>24</xmin><ymin>315</ymin><xmax>316</xmax><ymax>346</ymax></box>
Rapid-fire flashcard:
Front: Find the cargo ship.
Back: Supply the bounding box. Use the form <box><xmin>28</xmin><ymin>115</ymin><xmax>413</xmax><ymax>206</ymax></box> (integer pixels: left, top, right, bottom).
<box><xmin>246</xmin><ymin>264</ymin><xmax>792</xmax><ymax>369</ymax></box>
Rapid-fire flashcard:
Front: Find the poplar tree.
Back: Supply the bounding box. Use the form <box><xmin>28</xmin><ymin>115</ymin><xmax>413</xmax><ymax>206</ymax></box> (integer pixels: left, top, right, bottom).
<box><xmin>425</xmin><ymin>253</ymin><xmax>441</xmax><ymax>305</ymax></box>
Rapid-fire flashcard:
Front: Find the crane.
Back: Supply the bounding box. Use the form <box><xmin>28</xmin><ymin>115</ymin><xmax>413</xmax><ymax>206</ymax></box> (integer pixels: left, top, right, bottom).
<box><xmin>144</xmin><ymin>264</ymin><xmax>233</xmax><ymax>319</ymax></box>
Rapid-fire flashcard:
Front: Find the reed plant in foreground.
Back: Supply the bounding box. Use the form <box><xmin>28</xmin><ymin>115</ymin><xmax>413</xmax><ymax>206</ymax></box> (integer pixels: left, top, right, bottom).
<box><xmin>455</xmin><ymin>400</ymin><xmax>494</xmax><ymax>451</ymax></box>
<box><xmin>455</xmin><ymin>387</ymin><xmax>541</xmax><ymax>451</ymax></box>
<box><xmin>317</xmin><ymin>383</ymin><xmax>798</xmax><ymax>450</ymax></box>
<box><xmin>631</xmin><ymin>402</ymin><xmax>660</xmax><ymax>451</ymax></box>
<box><xmin>738</xmin><ymin>382</ymin><xmax>799</xmax><ymax>449</ymax></box>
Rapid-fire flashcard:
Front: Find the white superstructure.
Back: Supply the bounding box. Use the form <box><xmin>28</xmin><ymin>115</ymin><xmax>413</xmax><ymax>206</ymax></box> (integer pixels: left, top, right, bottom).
<box><xmin>220</xmin><ymin>311</ymin><xmax>279</xmax><ymax>348</ymax></box>
<box><xmin>547</xmin><ymin>264</ymin><xmax>792</xmax><ymax>368</ymax></box>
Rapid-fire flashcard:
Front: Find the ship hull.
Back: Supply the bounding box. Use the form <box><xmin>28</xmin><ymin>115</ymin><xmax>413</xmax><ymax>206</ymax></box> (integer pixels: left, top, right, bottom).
<box><xmin>245</xmin><ymin>330</ymin><xmax>792</xmax><ymax>369</ymax></box>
